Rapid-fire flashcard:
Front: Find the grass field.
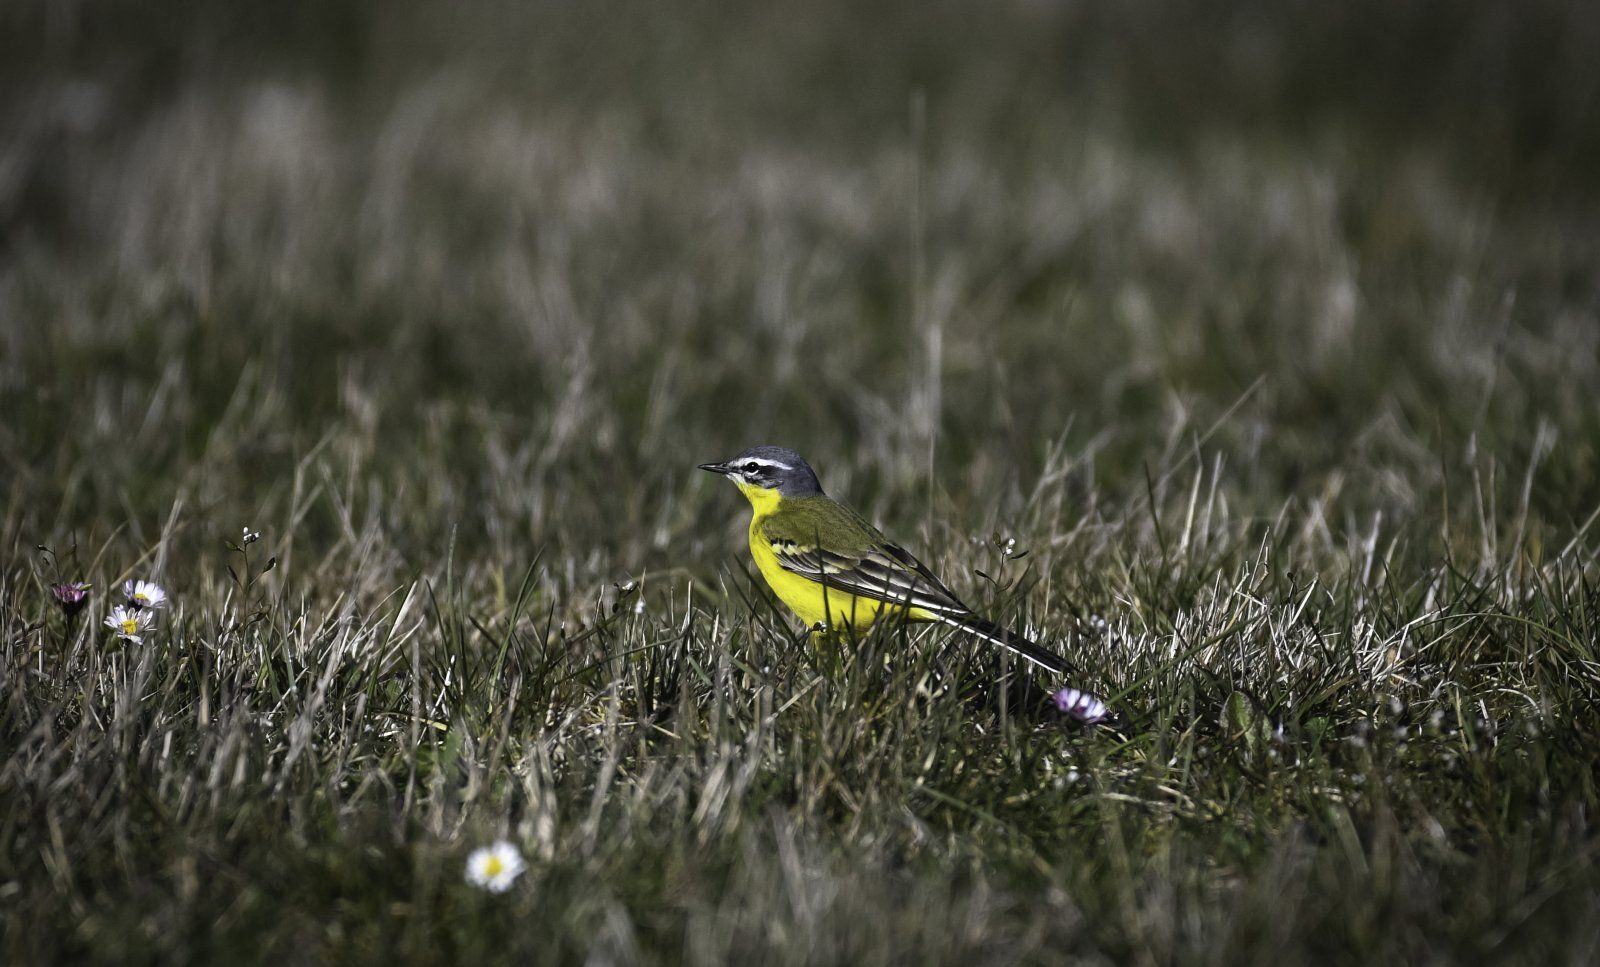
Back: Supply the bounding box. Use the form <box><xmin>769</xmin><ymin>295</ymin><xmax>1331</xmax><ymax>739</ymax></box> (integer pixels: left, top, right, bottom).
<box><xmin>4</xmin><ymin>1</ymin><xmax>1600</xmax><ymax>963</ymax></box>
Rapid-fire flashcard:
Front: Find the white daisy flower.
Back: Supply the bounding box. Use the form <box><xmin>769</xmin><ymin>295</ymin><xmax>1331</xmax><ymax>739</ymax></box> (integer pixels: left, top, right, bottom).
<box><xmin>123</xmin><ymin>579</ymin><xmax>167</xmax><ymax>610</ymax></box>
<box><xmin>465</xmin><ymin>840</ymin><xmax>526</xmax><ymax>893</ymax></box>
<box><xmin>104</xmin><ymin>605</ymin><xmax>154</xmax><ymax>644</ymax></box>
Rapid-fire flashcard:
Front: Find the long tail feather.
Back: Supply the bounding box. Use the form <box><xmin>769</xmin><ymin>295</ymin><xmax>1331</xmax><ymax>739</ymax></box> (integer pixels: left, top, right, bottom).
<box><xmin>936</xmin><ymin>613</ymin><xmax>1071</xmax><ymax>676</ymax></box>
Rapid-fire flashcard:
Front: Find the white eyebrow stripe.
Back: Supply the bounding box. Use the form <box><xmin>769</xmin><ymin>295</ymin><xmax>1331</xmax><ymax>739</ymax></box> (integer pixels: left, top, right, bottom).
<box><xmin>740</xmin><ymin>458</ymin><xmax>788</xmax><ymax>470</ymax></box>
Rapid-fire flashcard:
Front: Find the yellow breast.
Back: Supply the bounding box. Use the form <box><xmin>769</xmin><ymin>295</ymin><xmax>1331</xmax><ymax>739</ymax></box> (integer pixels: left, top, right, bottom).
<box><xmin>739</xmin><ymin>481</ymin><xmax>902</xmax><ymax>631</ymax></box>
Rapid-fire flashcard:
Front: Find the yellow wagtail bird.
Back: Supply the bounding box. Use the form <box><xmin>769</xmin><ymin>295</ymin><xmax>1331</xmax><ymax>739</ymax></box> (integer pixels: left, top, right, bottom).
<box><xmin>699</xmin><ymin>445</ymin><xmax>1076</xmax><ymax>677</ymax></box>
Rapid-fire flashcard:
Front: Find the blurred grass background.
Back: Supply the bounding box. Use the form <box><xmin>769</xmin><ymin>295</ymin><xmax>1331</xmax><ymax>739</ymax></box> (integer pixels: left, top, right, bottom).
<box><xmin>3</xmin><ymin>1</ymin><xmax>1600</xmax><ymax>963</ymax></box>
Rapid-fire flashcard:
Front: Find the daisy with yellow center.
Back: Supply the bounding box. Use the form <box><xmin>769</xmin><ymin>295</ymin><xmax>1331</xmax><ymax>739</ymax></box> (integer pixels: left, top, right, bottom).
<box><xmin>123</xmin><ymin>579</ymin><xmax>167</xmax><ymax>610</ymax></box>
<box><xmin>104</xmin><ymin>605</ymin><xmax>154</xmax><ymax>644</ymax></box>
<box><xmin>465</xmin><ymin>840</ymin><xmax>527</xmax><ymax>893</ymax></box>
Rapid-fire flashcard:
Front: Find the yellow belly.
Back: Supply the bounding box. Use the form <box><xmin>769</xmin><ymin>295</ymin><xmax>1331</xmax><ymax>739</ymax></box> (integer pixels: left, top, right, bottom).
<box><xmin>747</xmin><ymin>517</ymin><xmax>909</xmax><ymax>630</ymax></box>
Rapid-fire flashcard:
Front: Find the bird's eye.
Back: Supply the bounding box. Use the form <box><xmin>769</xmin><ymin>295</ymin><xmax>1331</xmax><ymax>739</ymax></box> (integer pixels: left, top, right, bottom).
<box><xmin>742</xmin><ymin>462</ymin><xmax>760</xmax><ymax>473</ymax></box>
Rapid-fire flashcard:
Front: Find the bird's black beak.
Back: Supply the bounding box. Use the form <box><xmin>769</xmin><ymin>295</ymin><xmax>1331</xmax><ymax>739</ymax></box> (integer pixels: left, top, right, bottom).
<box><xmin>698</xmin><ymin>461</ymin><xmax>732</xmax><ymax>475</ymax></box>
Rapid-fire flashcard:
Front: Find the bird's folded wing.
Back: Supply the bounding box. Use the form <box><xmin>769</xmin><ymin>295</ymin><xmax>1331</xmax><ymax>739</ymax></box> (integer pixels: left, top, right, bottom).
<box><xmin>766</xmin><ymin>537</ymin><xmax>970</xmax><ymax>619</ymax></box>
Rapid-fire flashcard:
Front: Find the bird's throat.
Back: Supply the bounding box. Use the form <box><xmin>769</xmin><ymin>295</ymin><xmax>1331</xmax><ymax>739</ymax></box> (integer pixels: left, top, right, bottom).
<box><xmin>735</xmin><ymin>480</ymin><xmax>784</xmax><ymax>518</ymax></box>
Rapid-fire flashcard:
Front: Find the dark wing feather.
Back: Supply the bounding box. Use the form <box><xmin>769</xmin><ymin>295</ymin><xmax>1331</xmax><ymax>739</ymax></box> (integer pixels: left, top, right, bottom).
<box><xmin>766</xmin><ymin>538</ymin><xmax>971</xmax><ymax>619</ymax></box>
<box><xmin>757</xmin><ymin>507</ymin><xmax>1077</xmax><ymax>676</ymax></box>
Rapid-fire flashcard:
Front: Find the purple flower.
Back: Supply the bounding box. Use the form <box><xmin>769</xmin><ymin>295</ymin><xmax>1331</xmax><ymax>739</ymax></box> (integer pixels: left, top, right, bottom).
<box><xmin>1053</xmin><ymin>686</ymin><xmax>1109</xmax><ymax>724</ymax></box>
<box><xmin>51</xmin><ymin>582</ymin><xmax>91</xmax><ymax>618</ymax></box>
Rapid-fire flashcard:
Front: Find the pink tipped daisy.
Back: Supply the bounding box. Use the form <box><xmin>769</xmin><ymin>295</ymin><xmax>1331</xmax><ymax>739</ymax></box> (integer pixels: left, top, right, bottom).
<box><xmin>1053</xmin><ymin>686</ymin><xmax>1109</xmax><ymax>724</ymax></box>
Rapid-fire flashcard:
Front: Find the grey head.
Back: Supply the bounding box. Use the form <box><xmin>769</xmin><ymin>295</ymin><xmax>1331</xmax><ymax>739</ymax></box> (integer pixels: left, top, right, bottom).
<box><xmin>698</xmin><ymin>445</ymin><xmax>824</xmax><ymax>497</ymax></box>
